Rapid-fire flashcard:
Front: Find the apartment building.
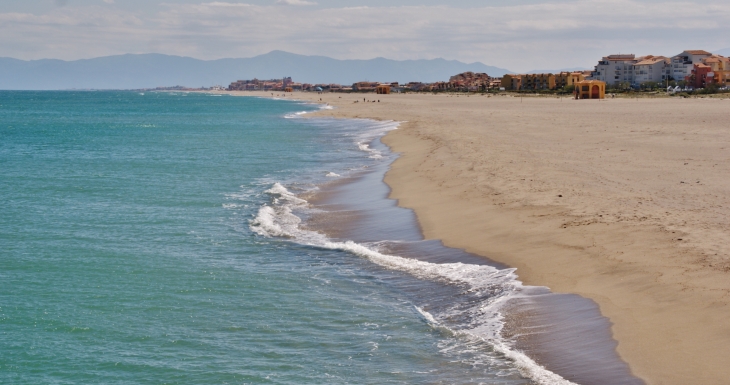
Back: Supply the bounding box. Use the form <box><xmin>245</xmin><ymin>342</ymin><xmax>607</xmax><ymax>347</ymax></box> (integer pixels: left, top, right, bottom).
<box><xmin>633</xmin><ymin>56</ymin><xmax>671</xmax><ymax>84</ymax></box>
<box><xmin>687</xmin><ymin>63</ymin><xmax>714</xmax><ymax>89</ymax></box>
<box><xmin>554</xmin><ymin>71</ymin><xmax>585</xmax><ymax>88</ymax></box>
<box><xmin>688</xmin><ymin>55</ymin><xmax>730</xmax><ymax>88</ymax></box>
<box><xmin>499</xmin><ymin>73</ymin><xmax>554</xmax><ymax>90</ymax></box>
<box><xmin>701</xmin><ymin>55</ymin><xmax>730</xmax><ymax>86</ymax></box>
<box><xmin>521</xmin><ymin>73</ymin><xmax>556</xmax><ymax>90</ymax></box>
<box><xmin>589</xmin><ymin>50</ymin><xmax>719</xmax><ymax>86</ymax></box>
<box><xmin>589</xmin><ymin>54</ymin><xmax>638</xmax><ymax>85</ymax></box>
<box><xmin>501</xmin><ymin>74</ymin><xmax>522</xmax><ymax>90</ymax></box>
<box><xmin>500</xmin><ymin>72</ymin><xmax>584</xmax><ymax>91</ymax></box>
<box><xmin>669</xmin><ymin>50</ymin><xmax>712</xmax><ymax>82</ymax></box>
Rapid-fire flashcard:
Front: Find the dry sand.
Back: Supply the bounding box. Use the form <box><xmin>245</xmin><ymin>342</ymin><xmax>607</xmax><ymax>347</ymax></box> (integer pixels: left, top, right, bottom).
<box><xmin>229</xmin><ymin>91</ymin><xmax>730</xmax><ymax>385</ymax></box>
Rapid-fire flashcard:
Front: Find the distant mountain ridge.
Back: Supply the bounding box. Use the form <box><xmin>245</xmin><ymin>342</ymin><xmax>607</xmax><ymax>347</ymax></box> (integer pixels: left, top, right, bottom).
<box><xmin>0</xmin><ymin>51</ymin><xmax>512</xmax><ymax>90</ymax></box>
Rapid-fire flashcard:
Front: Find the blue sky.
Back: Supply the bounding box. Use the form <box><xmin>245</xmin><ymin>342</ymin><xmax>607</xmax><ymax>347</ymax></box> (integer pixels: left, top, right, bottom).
<box><xmin>1</xmin><ymin>0</ymin><xmax>728</xmax><ymax>72</ymax></box>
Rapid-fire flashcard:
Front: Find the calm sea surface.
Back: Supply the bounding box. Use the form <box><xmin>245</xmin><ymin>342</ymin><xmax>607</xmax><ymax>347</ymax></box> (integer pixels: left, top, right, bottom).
<box><xmin>0</xmin><ymin>91</ymin><xmax>539</xmax><ymax>384</ymax></box>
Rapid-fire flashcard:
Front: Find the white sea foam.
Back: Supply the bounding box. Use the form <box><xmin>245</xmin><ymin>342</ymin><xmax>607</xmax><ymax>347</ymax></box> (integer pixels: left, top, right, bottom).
<box><xmin>282</xmin><ymin>102</ymin><xmax>333</xmax><ymax>118</ymax></box>
<box><xmin>357</xmin><ymin>141</ymin><xmax>383</xmax><ymax>159</ymax></box>
<box><xmin>416</xmin><ymin>306</ymin><xmax>439</xmax><ymax>325</ymax></box>
<box><xmin>284</xmin><ymin>111</ymin><xmax>309</xmax><ymax>119</ymax></box>
<box><xmin>249</xmin><ymin>183</ymin><xmax>308</xmax><ymax>238</ymax></box>
<box><xmin>325</xmin><ymin>172</ymin><xmax>340</xmax><ymax>177</ymax></box>
<box><xmin>250</xmin><ymin>182</ymin><xmax>578</xmax><ymax>385</ymax></box>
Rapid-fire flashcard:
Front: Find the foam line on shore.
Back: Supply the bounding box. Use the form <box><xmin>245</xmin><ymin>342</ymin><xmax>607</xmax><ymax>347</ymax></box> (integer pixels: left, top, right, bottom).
<box><xmin>250</xmin><ymin>181</ymin><xmax>577</xmax><ymax>385</ymax></box>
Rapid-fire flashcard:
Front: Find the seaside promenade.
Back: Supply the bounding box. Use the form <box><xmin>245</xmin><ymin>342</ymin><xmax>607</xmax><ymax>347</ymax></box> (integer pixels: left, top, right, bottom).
<box><xmin>224</xmin><ymin>91</ymin><xmax>730</xmax><ymax>385</ymax></box>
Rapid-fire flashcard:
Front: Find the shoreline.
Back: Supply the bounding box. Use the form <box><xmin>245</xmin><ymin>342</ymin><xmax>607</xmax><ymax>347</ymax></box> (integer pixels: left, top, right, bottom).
<box><xmin>221</xmin><ymin>90</ymin><xmax>730</xmax><ymax>385</ymax></box>
<box><xmin>301</xmin><ymin>128</ymin><xmax>641</xmax><ymax>385</ymax></box>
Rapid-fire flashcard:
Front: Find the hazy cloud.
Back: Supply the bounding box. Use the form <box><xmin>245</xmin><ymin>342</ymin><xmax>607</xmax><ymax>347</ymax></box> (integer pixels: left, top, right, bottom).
<box><xmin>275</xmin><ymin>0</ymin><xmax>317</xmax><ymax>5</ymax></box>
<box><xmin>1</xmin><ymin>0</ymin><xmax>728</xmax><ymax>71</ymax></box>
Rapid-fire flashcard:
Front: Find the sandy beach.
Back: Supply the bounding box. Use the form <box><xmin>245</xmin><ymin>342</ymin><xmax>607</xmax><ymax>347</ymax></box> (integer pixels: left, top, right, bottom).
<box><xmin>228</xmin><ymin>91</ymin><xmax>730</xmax><ymax>385</ymax></box>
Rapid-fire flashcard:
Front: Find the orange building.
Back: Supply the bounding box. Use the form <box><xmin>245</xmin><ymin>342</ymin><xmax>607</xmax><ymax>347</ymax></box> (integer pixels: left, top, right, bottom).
<box><xmin>688</xmin><ymin>64</ymin><xmax>713</xmax><ymax>89</ymax></box>
<box><xmin>501</xmin><ymin>74</ymin><xmax>522</xmax><ymax>90</ymax></box>
<box><xmin>574</xmin><ymin>80</ymin><xmax>606</xmax><ymax>99</ymax></box>
<box><xmin>376</xmin><ymin>84</ymin><xmax>391</xmax><ymax>94</ymax></box>
<box><xmin>502</xmin><ymin>72</ymin><xmax>583</xmax><ymax>91</ymax></box>
<box><xmin>520</xmin><ymin>73</ymin><xmax>555</xmax><ymax>90</ymax></box>
<box><xmin>696</xmin><ymin>55</ymin><xmax>730</xmax><ymax>87</ymax></box>
<box><xmin>555</xmin><ymin>71</ymin><xmax>586</xmax><ymax>88</ymax></box>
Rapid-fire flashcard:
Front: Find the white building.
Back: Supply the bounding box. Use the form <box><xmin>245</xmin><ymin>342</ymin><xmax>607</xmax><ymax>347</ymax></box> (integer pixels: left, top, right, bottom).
<box><xmin>590</xmin><ymin>51</ymin><xmax>715</xmax><ymax>86</ymax></box>
<box><xmin>669</xmin><ymin>50</ymin><xmax>712</xmax><ymax>82</ymax></box>
<box><xmin>633</xmin><ymin>56</ymin><xmax>671</xmax><ymax>84</ymax></box>
<box><xmin>590</xmin><ymin>54</ymin><xmax>638</xmax><ymax>85</ymax></box>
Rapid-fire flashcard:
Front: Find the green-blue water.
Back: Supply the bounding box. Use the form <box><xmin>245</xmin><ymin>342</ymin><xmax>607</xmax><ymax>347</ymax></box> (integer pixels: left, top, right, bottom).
<box><xmin>0</xmin><ymin>91</ymin><xmax>537</xmax><ymax>384</ymax></box>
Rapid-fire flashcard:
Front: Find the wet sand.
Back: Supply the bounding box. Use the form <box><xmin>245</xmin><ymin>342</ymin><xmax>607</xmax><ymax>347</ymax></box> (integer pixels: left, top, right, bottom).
<box><xmin>224</xmin><ymin>91</ymin><xmax>730</xmax><ymax>385</ymax></box>
<box><xmin>304</xmin><ymin>134</ymin><xmax>641</xmax><ymax>385</ymax></box>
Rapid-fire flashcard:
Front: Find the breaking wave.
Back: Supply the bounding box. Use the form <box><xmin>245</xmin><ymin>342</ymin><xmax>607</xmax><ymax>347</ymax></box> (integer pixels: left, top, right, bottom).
<box><xmin>357</xmin><ymin>141</ymin><xmax>383</xmax><ymax>159</ymax></box>
<box><xmin>250</xmin><ymin>182</ymin><xmax>578</xmax><ymax>385</ymax></box>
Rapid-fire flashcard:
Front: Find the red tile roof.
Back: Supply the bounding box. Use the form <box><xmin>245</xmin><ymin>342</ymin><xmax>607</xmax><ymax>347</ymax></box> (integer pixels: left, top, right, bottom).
<box><xmin>635</xmin><ymin>56</ymin><xmax>668</xmax><ymax>66</ymax></box>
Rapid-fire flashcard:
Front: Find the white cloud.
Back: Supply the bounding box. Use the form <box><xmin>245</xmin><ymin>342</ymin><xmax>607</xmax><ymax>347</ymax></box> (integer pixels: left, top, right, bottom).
<box><xmin>275</xmin><ymin>0</ymin><xmax>317</xmax><ymax>5</ymax></box>
<box><xmin>1</xmin><ymin>0</ymin><xmax>728</xmax><ymax>71</ymax></box>
<box><xmin>200</xmin><ymin>2</ymin><xmax>254</xmax><ymax>6</ymax></box>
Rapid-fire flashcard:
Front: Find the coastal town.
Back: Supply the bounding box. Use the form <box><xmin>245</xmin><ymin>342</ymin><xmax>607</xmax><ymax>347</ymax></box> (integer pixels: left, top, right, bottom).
<box><xmin>7</xmin><ymin>0</ymin><xmax>730</xmax><ymax>383</ymax></box>
<box><xmin>225</xmin><ymin>49</ymin><xmax>730</xmax><ymax>98</ymax></box>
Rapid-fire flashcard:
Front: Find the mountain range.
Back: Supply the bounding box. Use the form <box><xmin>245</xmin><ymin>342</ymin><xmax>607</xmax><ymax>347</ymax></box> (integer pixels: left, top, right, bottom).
<box><xmin>715</xmin><ymin>47</ymin><xmax>730</xmax><ymax>57</ymax></box>
<box><xmin>0</xmin><ymin>51</ymin><xmax>512</xmax><ymax>90</ymax></box>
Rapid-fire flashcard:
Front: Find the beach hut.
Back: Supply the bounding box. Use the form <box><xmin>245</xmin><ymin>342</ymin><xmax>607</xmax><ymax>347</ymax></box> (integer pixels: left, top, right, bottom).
<box><xmin>376</xmin><ymin>84</ymin><xmax>391</xmax><ymax>94</ymax></box>
<box><xmin>574</xmin><ymin>80</ymin><xmax>606</xmax><ymax>99</ymax></box>
<box><xmin>285</xmin><ymin>87</ymin><xmax>293</xmax><ymax>93</ymax></box>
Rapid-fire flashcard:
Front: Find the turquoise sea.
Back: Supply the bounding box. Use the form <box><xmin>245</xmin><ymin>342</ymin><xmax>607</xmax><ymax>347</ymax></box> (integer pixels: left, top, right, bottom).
<box><xmin>0</xmin><ymin>91</ymin><xmax>641</xmax><ymax>385</ymax></box>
